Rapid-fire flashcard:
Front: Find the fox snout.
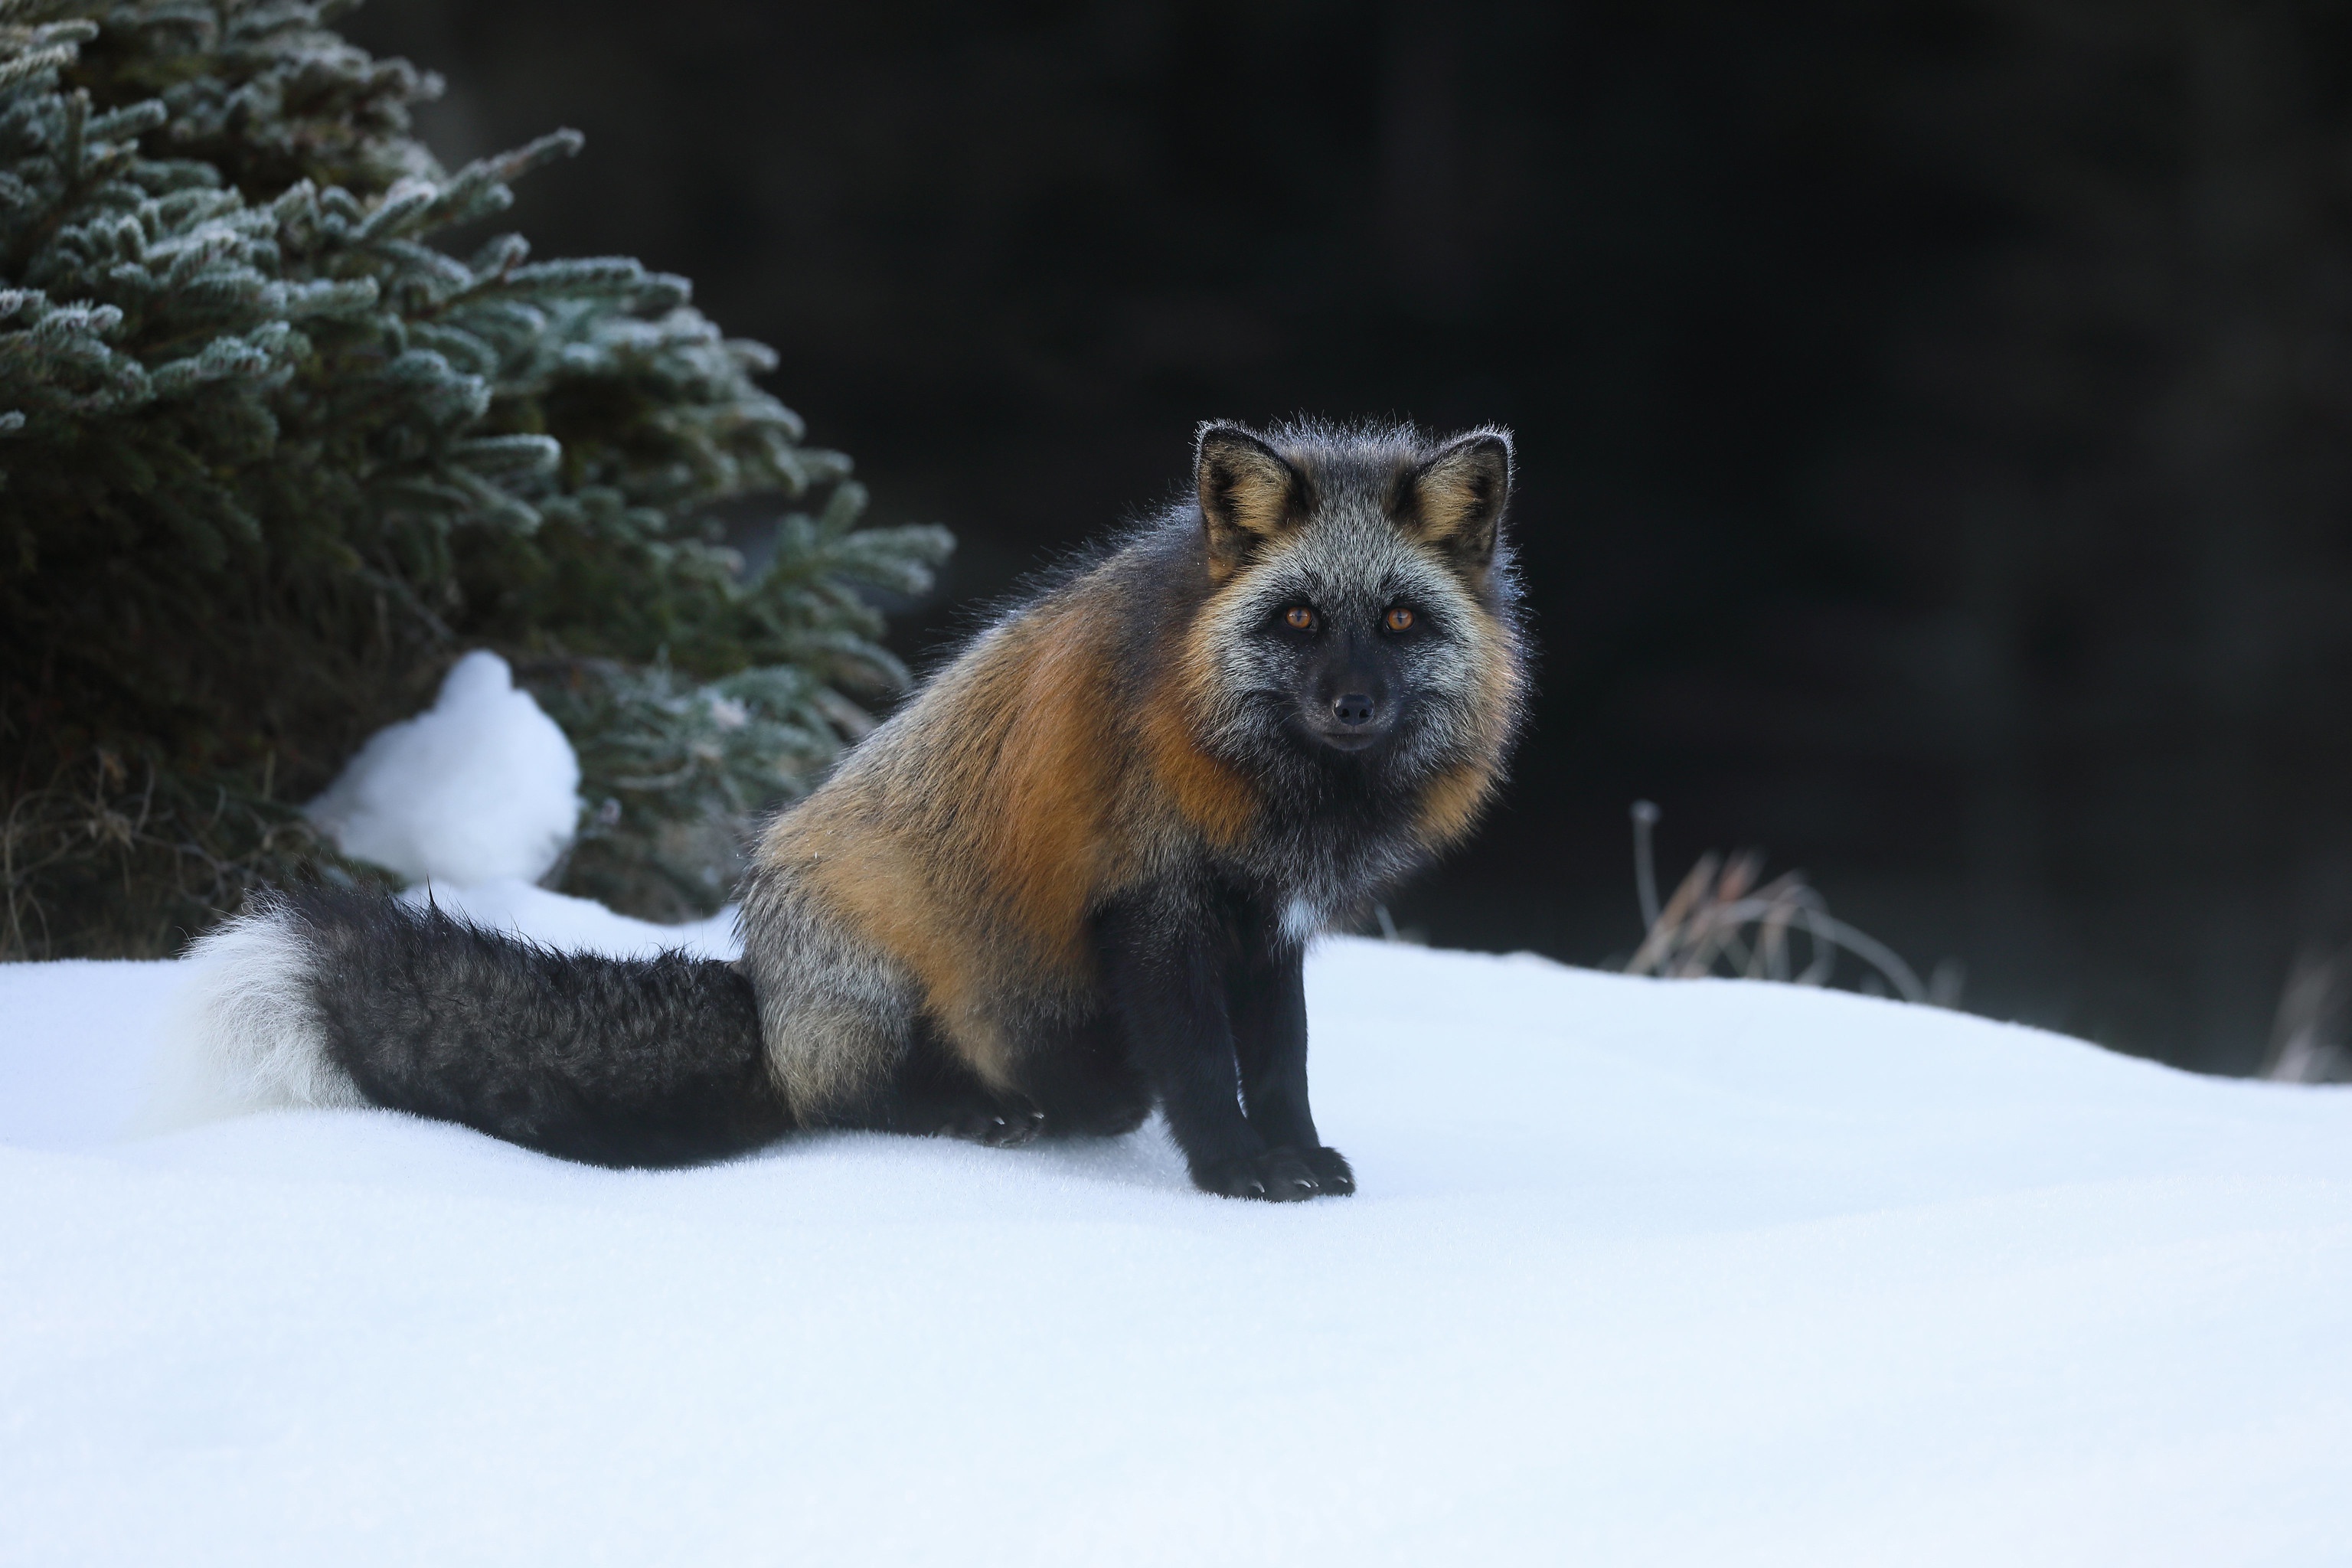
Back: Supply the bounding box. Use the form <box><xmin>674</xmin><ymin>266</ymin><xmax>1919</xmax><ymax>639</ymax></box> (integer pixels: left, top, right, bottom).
<box><xmin>1309</xmin><ymin>674</ymin><xmax>1394</xmax><ymax>751</ymax></box>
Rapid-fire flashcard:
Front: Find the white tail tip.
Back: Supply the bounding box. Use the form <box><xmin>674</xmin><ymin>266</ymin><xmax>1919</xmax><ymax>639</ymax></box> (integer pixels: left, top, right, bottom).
<box><xmin>136</xmin><ymin>902</ymin><xmax>367</xmax><ymax>1132</ymax></box>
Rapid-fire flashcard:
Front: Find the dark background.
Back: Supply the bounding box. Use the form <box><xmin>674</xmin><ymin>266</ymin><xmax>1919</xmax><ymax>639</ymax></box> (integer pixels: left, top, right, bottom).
<box><xmin>348</xmin><ymin>0</ymin><xmax>2352</xmax><ymax>1074</ymax></box>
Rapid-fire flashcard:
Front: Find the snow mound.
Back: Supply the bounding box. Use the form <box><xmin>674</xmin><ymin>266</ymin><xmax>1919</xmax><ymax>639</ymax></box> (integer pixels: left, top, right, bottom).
<box><xmin>305</xmin><ymin>651</ymin><xmax>580</xmax><ymax>885</ymax></box>
<box><xmin>2</xmin><ymin>925</ymin><xmax>2350</xmax><ymax>1567</ymax></box>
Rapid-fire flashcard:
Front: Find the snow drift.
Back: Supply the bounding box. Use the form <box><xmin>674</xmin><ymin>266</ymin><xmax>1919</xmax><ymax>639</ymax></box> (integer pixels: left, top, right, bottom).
<box><xmin>2</xmin><ymin>898</ymin><xmax>2347</xmax><ymax>1566</ymax></box>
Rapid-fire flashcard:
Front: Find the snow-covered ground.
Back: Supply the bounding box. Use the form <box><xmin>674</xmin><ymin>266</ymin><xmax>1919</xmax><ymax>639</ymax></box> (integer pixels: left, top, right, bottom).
<box><xmin>3</xmin><ymin>888</ymin><xmax>2349</xmax><ymax>1566</ymax></box>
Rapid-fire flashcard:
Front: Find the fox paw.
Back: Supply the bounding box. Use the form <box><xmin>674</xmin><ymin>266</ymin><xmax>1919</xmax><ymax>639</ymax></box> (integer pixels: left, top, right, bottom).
<box><xmin>1290</xmin><ymin>1145</ymin><xmax>1355</xmax><ymax>1196</ymax></box>
<box><xmin>1194</xmin><ymin>1148</ymin><xmax>1325</xmax><ymax>1202</ymax></box>
<box><xmin>939</xmin><ymin>1100</ymin><xmax>1045</xmax><ymax>1148</ymax></box>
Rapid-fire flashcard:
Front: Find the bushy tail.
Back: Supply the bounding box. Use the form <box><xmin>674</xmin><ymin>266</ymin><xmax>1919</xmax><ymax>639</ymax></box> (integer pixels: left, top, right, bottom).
<box><xmin>149</xmin><ymin>890</ymin><xmax>790</xmax><ymax>1167</ymax></box>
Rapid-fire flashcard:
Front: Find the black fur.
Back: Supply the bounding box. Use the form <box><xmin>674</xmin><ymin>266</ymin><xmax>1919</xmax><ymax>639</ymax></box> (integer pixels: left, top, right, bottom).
<box><xmin>1096</xmin><ymin>882</ymin><xmax>1353</xmax><ymax>1202</ymax></box>
<box><xmin>288</xmin><ymin>890</ymin><xmax>789</xmax><ymax>1168</ymax></box>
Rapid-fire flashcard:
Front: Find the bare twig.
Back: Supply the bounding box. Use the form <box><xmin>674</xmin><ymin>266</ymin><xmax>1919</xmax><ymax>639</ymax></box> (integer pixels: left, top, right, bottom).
<box><xmin>2262</xmin><ymin>945</ymin><xmax>2352</xmax><ymax>1083</ymax></box>
<box><xmin>1</xmin><ymin>749</ymin><xmax>387</xmax><ymax>959</ymax></box>
<box><xmin>1623</xmin><ymin>802</ymin><xmax>1942</xmax><ymax>1006</ymax></box>
<box><xmin>1631</xmin><ymin>799</ymin><xmax>1663</xmax><ymax>933</ymax></box>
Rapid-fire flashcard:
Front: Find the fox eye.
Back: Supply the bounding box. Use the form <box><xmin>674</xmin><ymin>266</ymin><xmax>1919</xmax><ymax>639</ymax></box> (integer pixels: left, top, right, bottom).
<box><xmin>1384</xmin><ymin>606</ymin><xmax>1416</xmax><ymax>632</ymax></box>
<box><xmin>1283</xmin><ymin>606</ymin><xmax>1316</xmax><ymax>631</ymax></box>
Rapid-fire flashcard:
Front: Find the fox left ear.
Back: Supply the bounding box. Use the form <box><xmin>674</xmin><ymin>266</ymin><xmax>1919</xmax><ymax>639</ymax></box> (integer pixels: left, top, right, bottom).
<box><xmin>1196</xmin><ymin>422</ymin><xmax>1308</xmax><ymax>581</ymax></box>
<box><xmin>1398</xmin><ymin>429</ymin><xmax>1514</xmax><ymax>573</ymax></box>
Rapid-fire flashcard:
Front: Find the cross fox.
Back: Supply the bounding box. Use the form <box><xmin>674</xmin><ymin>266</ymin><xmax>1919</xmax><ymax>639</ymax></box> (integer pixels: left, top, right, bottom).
<box><xmin>173</xmin><ymin>420</ymin><xmax>1530</xmax><ymax>1200</ymax></box>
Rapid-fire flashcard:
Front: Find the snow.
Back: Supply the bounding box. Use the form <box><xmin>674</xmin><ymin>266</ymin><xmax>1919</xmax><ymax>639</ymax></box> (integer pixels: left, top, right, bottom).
<box><xmin>3</xmin><ymin>904</ymin><xmax>2349</xmax><ymax>1566</ymax></box>
<box><xmin>304</xmin><ymin>651</ymin><xmax>580</xmax><ymax>885</ymax></box>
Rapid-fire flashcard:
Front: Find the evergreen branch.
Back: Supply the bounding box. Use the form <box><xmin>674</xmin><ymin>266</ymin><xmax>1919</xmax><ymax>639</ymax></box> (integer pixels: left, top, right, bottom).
<box><xmin>414</xmin><ymin>128</ymin><xmax>578</xmax><ymax>234</ymax></box>
<box><xmin>2</xmin><ymin>0</ymin><xmax>953</xmax><ymax>944</ymax></box>
<box><xmin>0</xmin><ymin>39</ymin><xmax>82</xmax><ymax>93</ymax></box>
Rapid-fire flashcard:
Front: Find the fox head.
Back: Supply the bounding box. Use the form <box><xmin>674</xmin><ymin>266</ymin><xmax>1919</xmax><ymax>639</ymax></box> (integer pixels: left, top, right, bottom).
<box><xmin>1183</xmin><ymin>419</ymin><xmax>1527</xmax><ymax>818</ymax></box>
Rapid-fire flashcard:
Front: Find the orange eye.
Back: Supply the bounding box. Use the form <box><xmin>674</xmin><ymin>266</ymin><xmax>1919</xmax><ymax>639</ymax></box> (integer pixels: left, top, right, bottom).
<box><xmin>1385</xmin><ymin>606</ymin><xmax>1416</xmax><ymax>632</ymax></box>
<box><xmin>1285</xmin><ymin>606</ymin><xmax>1315</xmax><ymax>630</ymax></box>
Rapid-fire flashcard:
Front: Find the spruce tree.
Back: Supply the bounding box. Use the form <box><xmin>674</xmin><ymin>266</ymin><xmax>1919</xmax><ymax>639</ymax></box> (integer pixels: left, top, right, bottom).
<box><xmin>0</xmin><ymin>0</ymin><xmax>950</xmax><ymax>956</ymax></box>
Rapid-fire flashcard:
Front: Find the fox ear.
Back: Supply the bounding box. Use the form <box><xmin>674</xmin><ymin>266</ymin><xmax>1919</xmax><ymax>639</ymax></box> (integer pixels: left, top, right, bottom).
<box><xmin>1196</xmin><ymin>423</ymin><xmax>1306</xmax><ymax>579</ymax></box>
<box><xmin>1399</xmin><ymin>429</ymin><xmax>1513</xmax><ymax>573</ymax></box>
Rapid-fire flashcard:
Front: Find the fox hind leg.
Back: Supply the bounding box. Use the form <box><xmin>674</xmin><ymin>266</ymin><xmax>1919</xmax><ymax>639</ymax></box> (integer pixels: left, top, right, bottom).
<box><xmin>1011</xmin><ymin>1011</ymin><xmax>1152</xmax><ymax>1139</ymax></box>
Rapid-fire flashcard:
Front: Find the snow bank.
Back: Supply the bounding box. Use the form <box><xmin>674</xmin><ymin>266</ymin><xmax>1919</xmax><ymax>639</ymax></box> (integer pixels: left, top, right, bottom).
<box><xmin>305</xmin><ymin>651</ymin><xmax>580</xmax><ymax>885</ymax></box>
<box><xmin>2</xmin><ymin>925</ymin><xmax>2349</xmax><ymax>1567</ymax></box>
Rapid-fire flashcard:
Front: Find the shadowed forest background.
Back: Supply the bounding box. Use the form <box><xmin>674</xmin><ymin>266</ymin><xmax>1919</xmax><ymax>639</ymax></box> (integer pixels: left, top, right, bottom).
<box><xmin>348</xmin><ymin>0</ymin><xmax>2352</xmax><ymax>1075</ymax></box>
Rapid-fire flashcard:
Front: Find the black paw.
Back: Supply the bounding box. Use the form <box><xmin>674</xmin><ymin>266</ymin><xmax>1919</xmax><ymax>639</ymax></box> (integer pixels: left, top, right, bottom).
<box><xmin>1290</xmin><ymin>1145</ymin><xmax>1355</xmax><ymax>1196</ymax></box>
<box><xmin>938</xmin><ymin>1099</ymin><xmax>1045</xmax><ymax>1148</ymax></box>
<box><xmin>1194</xmin><ymin>1148</ymin><xmax>1325</xmax><ymax>1202</ymax></box>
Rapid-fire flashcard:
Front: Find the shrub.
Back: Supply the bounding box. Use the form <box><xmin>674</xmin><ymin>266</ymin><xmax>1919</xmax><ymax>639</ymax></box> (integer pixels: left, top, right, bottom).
<box><xmin>0</xmin><ymin>0</ymin><xmax>949</xmax><ymax>956</ymax></box>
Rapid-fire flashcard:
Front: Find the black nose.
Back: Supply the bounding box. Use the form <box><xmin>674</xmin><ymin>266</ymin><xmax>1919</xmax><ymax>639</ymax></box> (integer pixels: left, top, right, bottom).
<box><xmin>1332</xmin><ymin>693</ymin><xmax>1377</xmax><ymax>727</ymax></box>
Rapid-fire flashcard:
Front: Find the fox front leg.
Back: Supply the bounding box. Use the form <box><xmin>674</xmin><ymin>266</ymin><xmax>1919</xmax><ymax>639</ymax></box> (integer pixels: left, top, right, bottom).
<box><xmin>1227</xmin><ymin>930</ymin><xmax>1354</xmax><ymax>1196</ymax></box>
<box><xmin>1098</xmin><ymin>898</ymin><xmax>1326</xmax><ymax>1200</ymax></box>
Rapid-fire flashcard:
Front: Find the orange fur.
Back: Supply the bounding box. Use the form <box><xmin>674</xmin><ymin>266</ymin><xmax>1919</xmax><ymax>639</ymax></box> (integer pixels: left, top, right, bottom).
<box><xmin>1410</xmin><ymin>596</ymin><xmax>1521</xmax><ymax>845</ymax></box>
<box><xmin>1141</xmin><ymin>704</ymin><xmax>1256</xmax><ymax>847</ymax></box>
<box><xmin>763</xmin><ymin>577</ymin><xmax>1259</xmax><ymax>1083</ymax></box>
<box><xmin>1142</xmin><ymin>622</ymin><xmax>1259</xmax><ymax>848</ymax></box>
<box><xmin>986</xmin><ymin>606</ymin><xmax>1122</xmax><ymax>965</ymax></box>
<box><xmin>1415</xmin><ymin>762</ymin><xmax>1497</xmax><ymax>847</ymax></box>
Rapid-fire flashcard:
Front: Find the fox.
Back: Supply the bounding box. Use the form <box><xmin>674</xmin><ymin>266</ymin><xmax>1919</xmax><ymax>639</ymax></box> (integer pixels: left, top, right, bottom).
<box><xmin>168</xmin><ymin>418</ymin><xmax>1529</xmax><ymax>1200</ymax></box>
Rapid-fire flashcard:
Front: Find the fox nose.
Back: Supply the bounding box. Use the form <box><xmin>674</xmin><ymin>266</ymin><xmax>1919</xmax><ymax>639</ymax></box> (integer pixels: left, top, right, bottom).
<box><xmin>1332</xmin><ymin>693</ymin><xmax>1377</xmax><ymax>727</ymax></box>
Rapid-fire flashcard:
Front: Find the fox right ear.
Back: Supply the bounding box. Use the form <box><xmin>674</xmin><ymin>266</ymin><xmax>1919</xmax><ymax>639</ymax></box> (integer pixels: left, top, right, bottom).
<box><xmin>1195</xmin><ymin>423</ymin><xmax>1305</xmax><ymax>580</ymax></box>
<box><xmin>1398</xmin><ymin>428</ymin><xmax>1514</xmax><ymax>576</ymax></box>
